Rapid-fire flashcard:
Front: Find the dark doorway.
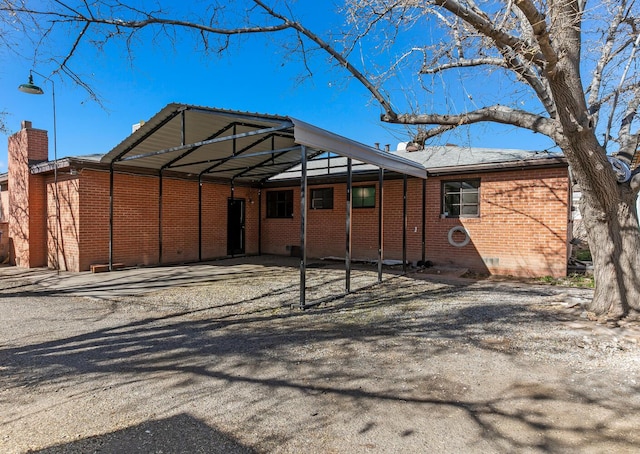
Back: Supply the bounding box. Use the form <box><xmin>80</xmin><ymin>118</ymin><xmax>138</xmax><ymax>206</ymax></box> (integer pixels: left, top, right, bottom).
<box><xmin>227</xmin><ymin>198</ymin><xmax>245</xmax><ymax>256</ymax></box>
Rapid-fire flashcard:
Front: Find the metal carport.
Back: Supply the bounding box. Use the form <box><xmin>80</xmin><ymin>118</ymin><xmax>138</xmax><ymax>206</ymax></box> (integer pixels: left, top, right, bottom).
<box><xmin>101</xmin><ymin>103</ymin><xmax>427</xmax><ymax>308</ymax></box>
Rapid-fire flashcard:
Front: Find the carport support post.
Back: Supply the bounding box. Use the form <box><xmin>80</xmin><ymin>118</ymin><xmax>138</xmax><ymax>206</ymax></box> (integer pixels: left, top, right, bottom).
<box><xmin>198</xmin><ymin>175</ymin><xmax>203</xmax><ymax>262</ymax></box>
<box><xmin>298</xmin><ymin>146</ymin><xmax>308</xmax><ymax>309</ymax></box>
<box><xmin>422</xmin><ymin>178</ymin><xmax>426</xmax><ymax>263</ymax></box>
<box><xmin>378</xmin><ymin>168</ymin><xmax>384</xmax><ymax>283</ymax></box>
<box><xmin>403</xmin><ymin>174</ymin><xmax>407</xmax><ymax>274</ymax></box>
<box><xmin>346</xmin><ymin>158</ymin><xmax>352</xmax><ymax>293</ymax></box>
<box><xmin>158</xmin><ymin>171</ymin><xmax>163</xmax><ymax>264</ymax></box>
<box><xmin>258</xmin><ymin>189</ymin><xmax>262</xmax><ymax>256</ymax></box>
<box><xmin>108</xmin><ymin>163</ymin><xmax>114</xmax><ymax>271</ymax></box>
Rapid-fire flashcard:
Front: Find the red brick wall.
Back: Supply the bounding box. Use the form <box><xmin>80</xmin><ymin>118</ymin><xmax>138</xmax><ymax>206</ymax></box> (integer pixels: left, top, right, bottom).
<box><xmin>11</xmin><ymin>139</ymin><xmax>568</xmax><ymax>277</ymax></box>
<box><xmin>0</xmin><ymin>188</ymin><xmax>8</xmax><ymax>222</ymax></box>
<box><xmin>27</xmin><ymin>172</ymin><xmax>47</xmax><ymax>267</ymax></box>
<box><xmin>72</xmin><ymin>170</ymin><xmax>261</xmax><ymax>271</ymax></box>
<box><xmin>426</xmin><ymin>168</ymin><xmax>569</xmax><ymax>277</ymax></box>
<box><xmin>0</xmin><ymin>221</ymin><xmax>9</xmax><ymax>263</ymax></box>
<box><xmin>162</xmin><ymin>178</ymin><xmax>199</xmax><ymax>263</ymax></box>
<box><xmin>200</xmin><ymin>182</ymin><xmax>229</xmax><ymax>259</ymax></box>
<box><xmin>111</xmin><ymin>172</ymin><xmax>160</xmax><ymax>267</ymax></box>
<box><xmin>76</xmin><ymin>170</ymin><xmax>160</xmax><ymax>270</ymax></box>
<box><xmin>262</xmin><ymin>168</ymin><xmax>569</xmax><ymax>277</ymax></box>
<box><xmin>243</xmin><ymin>187</ymin><xmax>261</xmax><ymax>255</ymax></box>
<box><xmin>78</xmin><ymin>170</ymin><xmax>110</xmax><ymax>271</ymax></box>
<box><xmin>7</xmin><ymin>128</ymin><xmax>31</xmax><ymax>267</ymax></box>
<box><xmin>261</xmin><ymin>179</ymin><xmax>426</xmax><ymax>261</ymax></box>
<box><xmin>7</xmin><ymin>122</ymin><xmax>48</xmax><ymax>267</ymax></box>
<box><xmin>49</xmin><ymin>174</ymin><xmax>80</xmax><ymax>271</ymax></box>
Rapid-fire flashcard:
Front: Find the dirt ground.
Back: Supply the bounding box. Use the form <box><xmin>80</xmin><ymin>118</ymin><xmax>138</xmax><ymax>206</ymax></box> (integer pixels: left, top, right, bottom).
<box><xmin>1</xmin><ymin>258</ymin><xmax>639</xmax><ymax>453</ymax></box>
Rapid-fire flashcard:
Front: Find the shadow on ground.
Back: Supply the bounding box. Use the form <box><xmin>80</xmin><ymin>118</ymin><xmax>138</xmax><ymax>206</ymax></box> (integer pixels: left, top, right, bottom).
<box><xmin>1</xmin><ymin>259</ymin><xmax>637</xmax><ymax>453</ymax></box>
<box><xmin>30</xmin><ymin>413</ymin><xmax>255</xmax><ymax>454</ymax></box>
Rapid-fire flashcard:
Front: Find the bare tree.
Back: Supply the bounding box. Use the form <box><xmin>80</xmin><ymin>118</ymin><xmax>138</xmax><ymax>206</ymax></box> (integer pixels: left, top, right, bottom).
<box><xmin>0</xmin><ymin>113</ymin><xmax>7</xmax><ymax>135</ymax></box>
<box><xmin>2</xmin><ymin>0</ymin><xmax>639</xmax><ymax>319</ymax></box>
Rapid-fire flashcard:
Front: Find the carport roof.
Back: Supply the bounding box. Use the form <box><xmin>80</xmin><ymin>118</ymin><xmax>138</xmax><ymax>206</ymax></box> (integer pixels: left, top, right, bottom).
<box><xmin>101</xmin><ymin>103</ymin><xmax>427</xmax><ymax>182</ymax></box>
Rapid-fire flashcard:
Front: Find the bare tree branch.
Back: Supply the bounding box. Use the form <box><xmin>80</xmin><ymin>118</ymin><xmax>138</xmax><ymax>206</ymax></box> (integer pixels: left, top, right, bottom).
<box><xmin>513</xmin><ymin>0</ymin><xmax>559</xmax><ymax>74</ymax></box>
<box><xmin>494</xmin><ymin>43</ymin><xmax>557</xmax><ymax>118</ymax></box>
<box><xmin>420</xmin><ymin>49</ymin><xmax>557</xmax><ymax>118</ymax></box>
<box><xmin>604</xmin><ymin>32</ymin><xmax>640</xmax><ymax>149</ymax></box>
<box><xmin>59</xmin><ymin>22</ymin><xmax>89</xmax><ymax>74</ymax></box>
<box><xmin>420</xmin><ymin>57</ymin><xmax>505</xmax><ymax>74</ymax></box>
<box><xmin>433</xmin><ymin>0</ymin><xmax>546</xmax><ymax>67</ymax></box>
<box><xmin>0</xmin><ymin>5</ymin><xmax>292</xmax><ymax>35</ymax></box>
<box><xmin>617</xmin><ymin>86</ymin><xmax>640</xmax><ymax>158</ymax></box>
<box><xmin>414</xmin><ymin>124</ymin><xmax>457</xmax><ymax>144</ymax></box>
<box><xmin>586</xmin><ymin>0</ymin><xmax>628</xmax><ymax>126</ymax></box>
<box><xmin>251</xmin><ymin>0</ymin><xmax>398</xmax><ymax>119</ymax></box>
<box><xmin>382</xmin><ymin>104</ymin><xmax>564</xmax><ymax>144</ymax></box>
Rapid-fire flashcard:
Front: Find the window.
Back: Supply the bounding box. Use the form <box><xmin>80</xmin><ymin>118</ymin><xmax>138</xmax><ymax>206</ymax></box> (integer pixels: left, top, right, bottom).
<box><xmin>267</xmin><ymin>190</ymin><xmax>294</xmax><ymax>218</ymax></box>
<box><xmin>311</xmin><ymin>188</ymin><xmax>333</xmax><ymax>209</ymax></box>
<box><xmin>353</xmin><ymin>185</ymin><xmax>375</xmax><ymax>208</ymax></box>
<box><xmin>442</xmin><ymin>180</ymin><xmax>480</xmax><ymax>217</ymax></box>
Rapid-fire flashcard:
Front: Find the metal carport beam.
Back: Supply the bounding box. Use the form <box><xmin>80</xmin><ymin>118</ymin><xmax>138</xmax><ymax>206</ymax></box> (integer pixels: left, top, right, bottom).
<box><xmin>118</xmin><ymin>123</ymin><xmax>294</xmax><ymax>163</ymax></box>
<box><xmin>290</xmin><ymin>118</ymin><xmax>427</xmax><ymax>179</ymax></box>
<box><xmin>169</xmin><ymin>145</ymin><xmax>300</xmax><ymax>171</ymax></box>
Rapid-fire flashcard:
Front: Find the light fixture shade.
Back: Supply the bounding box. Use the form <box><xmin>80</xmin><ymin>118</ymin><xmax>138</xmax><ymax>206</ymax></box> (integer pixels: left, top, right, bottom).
<box><xmin>18</xmin><ymin>75</ymin><xmax>44</xmax><ymax>95</ymax></box>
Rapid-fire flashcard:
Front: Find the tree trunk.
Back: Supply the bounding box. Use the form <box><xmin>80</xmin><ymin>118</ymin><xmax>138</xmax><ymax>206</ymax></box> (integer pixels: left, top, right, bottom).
<box><xmin>580</xmin><ymin>192</ymin><xmax>640</xmax><ymax>320</ymax></box>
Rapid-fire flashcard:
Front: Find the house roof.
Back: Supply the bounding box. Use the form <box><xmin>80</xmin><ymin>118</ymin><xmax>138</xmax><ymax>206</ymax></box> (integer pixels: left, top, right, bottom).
<box><xmin>396</xmin><ymin>145</ymin><xmax>566</xmax><ymax>175</ymax></box>
<box><xmin>271</xmin><ymin>145</ymin><xmax>567</xmax><ymax>181</ymax></box>
<box><xmin>98</xmin><ymin>103</ymin><xmax>427</xmax><ymax>181</ymax></box>
<box><xmin>395</xmin><ymin>145</ymin><xmax>559</xmax><ymax>167</ymax></box>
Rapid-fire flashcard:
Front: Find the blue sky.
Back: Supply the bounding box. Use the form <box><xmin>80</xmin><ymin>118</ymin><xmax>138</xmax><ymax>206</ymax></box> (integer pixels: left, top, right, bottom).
<box><xmin>0</xmin><ymin>1</ymin><xmax>556</xmax><ymax>173</ymax></box>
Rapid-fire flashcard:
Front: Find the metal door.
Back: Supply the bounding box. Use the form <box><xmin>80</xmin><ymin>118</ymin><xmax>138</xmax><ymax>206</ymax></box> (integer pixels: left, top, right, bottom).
<box><xmin>227</xmin><ymin>198</ymin><xmax>245</xmax><ymax>256</ymax></box>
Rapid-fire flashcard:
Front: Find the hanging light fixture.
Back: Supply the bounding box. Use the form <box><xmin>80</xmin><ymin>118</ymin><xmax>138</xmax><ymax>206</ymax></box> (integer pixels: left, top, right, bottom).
<box><xmin>18</xmin><ymin>73</ymin><xmax>45</xmax><ymax>95</ymax></box>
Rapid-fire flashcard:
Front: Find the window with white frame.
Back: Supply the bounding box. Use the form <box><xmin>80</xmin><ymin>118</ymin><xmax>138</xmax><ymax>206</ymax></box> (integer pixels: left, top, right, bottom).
<box><xmin>442</xmin><ymin>180</ymin><xmax>480</xmax><ymax>217</ymax></box>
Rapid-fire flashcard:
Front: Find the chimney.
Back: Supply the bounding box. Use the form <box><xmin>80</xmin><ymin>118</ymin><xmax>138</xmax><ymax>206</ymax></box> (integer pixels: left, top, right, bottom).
<box><xmin>7</xmin><ymin>121</ymin><xmax>49</xmax><ymax>267</ymax></box>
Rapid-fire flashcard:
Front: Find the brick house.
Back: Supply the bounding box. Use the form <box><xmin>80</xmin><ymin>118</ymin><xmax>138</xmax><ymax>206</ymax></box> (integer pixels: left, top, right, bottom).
<box><xmin>0</xmin><ymin>104</ymin><xmax>571</xmax><ymax>279</ymax></box>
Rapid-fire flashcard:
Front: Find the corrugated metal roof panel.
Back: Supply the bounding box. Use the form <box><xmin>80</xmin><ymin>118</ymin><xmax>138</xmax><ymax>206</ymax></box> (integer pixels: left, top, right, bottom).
<box><xmin>101</xmin><ymin>104</ymin><xmax>427</xmax><ymax>183</ymax></box>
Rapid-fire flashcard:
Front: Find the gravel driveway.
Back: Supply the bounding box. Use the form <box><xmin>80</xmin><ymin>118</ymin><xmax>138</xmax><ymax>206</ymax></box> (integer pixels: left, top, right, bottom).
<box><xmin>1</xmin><ymin>257</ymin><xmax>639</xmax><ymax>453</ymax></box>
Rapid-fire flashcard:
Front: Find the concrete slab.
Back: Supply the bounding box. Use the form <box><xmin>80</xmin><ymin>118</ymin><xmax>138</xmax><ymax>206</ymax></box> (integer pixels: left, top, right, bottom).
<box><xmin>0</xmin><ymin>256</ymin><xmax>304</xmax><ymax>300</ymax></box>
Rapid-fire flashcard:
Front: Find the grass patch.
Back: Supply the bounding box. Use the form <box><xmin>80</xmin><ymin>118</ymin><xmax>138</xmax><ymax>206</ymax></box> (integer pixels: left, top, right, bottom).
<box><xmin>575</xmin><ymin>249</ymin><xmax>592</xmax><ymax>261</ymax></box>
<box><xmin>537</xmin><ymin>273</ymin><xmax>594</xmax><ymax>288</ymax></box>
